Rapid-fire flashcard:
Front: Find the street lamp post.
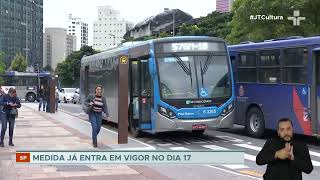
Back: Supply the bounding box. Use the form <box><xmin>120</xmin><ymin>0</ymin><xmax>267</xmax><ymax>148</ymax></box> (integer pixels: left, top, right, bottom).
<box><xmin>21</xmin><ymin>22</ymin><xmax>29</xmax><ymax>65</ymax></box>
<box><xmin>109</xmin><ymin>34</ymin><xmax>116</xmax><ymax>46</ymax></box>
<box><xmin>164</xmin><ymin>8</ymin><xmax>176</xmax><ymax>37</ymax></box>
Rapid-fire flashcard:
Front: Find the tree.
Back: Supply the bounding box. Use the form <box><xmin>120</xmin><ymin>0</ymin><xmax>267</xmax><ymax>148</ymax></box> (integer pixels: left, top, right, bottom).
<box><xmin>55</xmin><ymin>46</ymin><xmax>99</xmax><ymax>87</ymax></box>
<box><xmin>10</xmin><ymin>53</ymin><xmax>27</xmax><ymax>72</ymax></box>
<box><xmin>226</xmin><ymin>0</ymin><xmax>319</xmax><ymax>44</ymax></box>
<box><xmin>0</xmin><ymin>52</ymin><xmax>6</xmax><ymax>85</ymax></box>
<box><xmin>178</xmin><ymin>11</ymin><xmax>233</xmax><ymax>39</ymax></box>
<box><xmin>43</xmin><ymin>65</ymin><xmax>53</xmax><ymax>72</ymax></box>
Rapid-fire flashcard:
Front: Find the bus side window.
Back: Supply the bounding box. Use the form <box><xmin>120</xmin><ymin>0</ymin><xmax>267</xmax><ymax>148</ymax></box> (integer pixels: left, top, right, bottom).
<box><xmin>258</xmin><ymin>50</ymin><xmax>280</xmax><ymax>83</ymax></box>
<box><xmin>283</xmin><ymin>48</ymin><xmax>308</xmax><ymax>84</ymax></box>
<box><xmin>237</xmin><ymin>52</ymin><xmax>257</xmax><ymax>83</ymax></box>
<box><xmin>230</xmin><ymin>55</ymin><xmax>236</xmax><ymax>79</ymax></box>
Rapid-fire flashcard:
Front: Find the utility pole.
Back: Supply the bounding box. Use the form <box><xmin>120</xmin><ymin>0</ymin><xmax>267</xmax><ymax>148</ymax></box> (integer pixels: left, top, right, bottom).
<box><xmin>21</xmin><ymin>22</ymin><xmax>30</xmax><ymax>65</ymax></box>
<box><xmin>172</xmin><ymin>9</ymin><xmax>175</xmax><ymax>37</ymax></box>
<box><xmin>164</xmin><ymin>8</ymin><xmax>176</xmax><ymax>37</ymax></box>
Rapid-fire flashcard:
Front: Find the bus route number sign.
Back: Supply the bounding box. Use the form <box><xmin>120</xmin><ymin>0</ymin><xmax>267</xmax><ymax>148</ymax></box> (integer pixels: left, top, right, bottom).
<box><xmin>120</xmin><ymin>56</ymin><xmax>128</xmax><ymax>64</ymax></box>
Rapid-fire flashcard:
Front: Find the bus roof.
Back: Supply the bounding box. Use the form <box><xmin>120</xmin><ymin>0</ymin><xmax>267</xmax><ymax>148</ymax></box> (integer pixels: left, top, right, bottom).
<box><xmin>5</xmin><ymin>71</ymin><xmax>51</xmax><ymax>77</ymax></box>
<box><xmin>82</xmin><ymin>36</ymin><xmax>225</xmax><ymax>63</ymax></box>
<box><xmin>228</xmin><ymin>36</ymin><xmax>320</xmax><ymax>51</ymax></box>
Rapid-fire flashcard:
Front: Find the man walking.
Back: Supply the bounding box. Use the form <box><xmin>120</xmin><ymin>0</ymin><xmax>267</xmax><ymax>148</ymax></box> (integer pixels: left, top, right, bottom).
<box><xmin>256</xmin><ymin>118</ymin><xmax>313</xmax><ymax>180</ymax></box>
<box><xmin>38</xmin><ymin>85</ymin><xmax>46</xmax><ymax>111</ymax></box>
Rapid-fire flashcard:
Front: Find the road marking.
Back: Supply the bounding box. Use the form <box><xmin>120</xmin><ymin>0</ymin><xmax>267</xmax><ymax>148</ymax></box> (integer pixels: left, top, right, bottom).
<box><xmin>157</xmin><ymin>143</ymin><xmax>173</xmax><ymax>147</ymax></box>
<box><xmin>217</xmin><ymin>135</ymin><xmax>244</xmax><ymax>142</ymax></box>
<box><xmin>223</xmin><ymin>164</ymin><xmax>249</xmax><ymax>169</ymax></box>
<box><xmin>179</xmin><ymin>138</ymin><xmax>192</xmax><ymax>144</ymax></box>
<box><xmin>244</xmin><ymin>154</ymin><xmax>256</xmax><ymax>161</ymax></box>
<box><xmin>234</xmin><ymin>144</ymin><xmax>262</xmax><ymax>151</ymax></box>
<box><xmin>239</xmin><ymin>170</ymin><xmax>263</xmax><ymax>178</ymax></box>
<box><xmin>205</xmin><ymin>165</ymin><xmax>262</xmax><ymax>180</ymax></box>
<box><xmin>115</xmin><ymin>147</ymin><xmax>156</xmax><ymax>150</ymax></box>
<box><xmin>234</xmin><ymin>143</ymin><xmax>320</xmax><ymax>166</ymax></box>
<box><xmin>170</xmin><ymin>147</ymin><xmax>190</xmax><ymax>151</ymax></box>
<box><xmin>202</xmin><ymin>145</ymin><xmax>228</xmax><ymax>150</ymax></box>
<box><xmin>309</xmin><ymin>151</ymin><xmax>320</xmax><ymax>157</ymax></box>
<box><xmin>202</xmin><ymin>145</ymin><xmax>256</xmax><ymax>162</ymax></box>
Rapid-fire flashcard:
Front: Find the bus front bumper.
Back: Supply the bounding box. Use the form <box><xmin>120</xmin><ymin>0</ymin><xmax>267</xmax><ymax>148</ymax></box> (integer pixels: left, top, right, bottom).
<box><xmin>155</xmin><ymin>110</ymin><xmax>234</xmax><ymax>133</ymax></box>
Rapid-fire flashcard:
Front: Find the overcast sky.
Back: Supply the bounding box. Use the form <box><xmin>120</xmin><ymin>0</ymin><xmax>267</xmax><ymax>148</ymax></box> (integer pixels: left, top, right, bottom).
<box><xmin>44</xmin><ymin>0</ymin><xmax>217</xmax><ymax>45</ymax></box>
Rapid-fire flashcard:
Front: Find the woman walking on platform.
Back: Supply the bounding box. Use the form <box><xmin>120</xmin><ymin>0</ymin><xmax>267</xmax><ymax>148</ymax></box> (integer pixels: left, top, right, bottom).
<box><xmin>0</xmin><ymin>88</ymin><xmax>21</xmax><ymax>147</ymax></box>
<box><xmin>83</xmin><ymin>85</ymin><xmax>109</xmax><ymax>148</ymax></box>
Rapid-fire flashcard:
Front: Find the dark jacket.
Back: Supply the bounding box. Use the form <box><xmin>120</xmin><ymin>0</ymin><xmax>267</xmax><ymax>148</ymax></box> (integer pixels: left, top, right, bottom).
<box><xmin>256</xmin><ymin>138</ymin><xmax>313</xmax><ymax>180</ymax></box>
<box><xmin>83</xmin><ymin>94</ymin><xmax>109</xmax><ymax>116</ymax></box>
<box><xmin>38</xmin><ymin>89</ymin><xmax>45</xmax><ymax>99</ymax></box>
<box><xmin>0</xmin><ymin>94</ymin><xmax>21</xmax><ymax>115</ymax></box>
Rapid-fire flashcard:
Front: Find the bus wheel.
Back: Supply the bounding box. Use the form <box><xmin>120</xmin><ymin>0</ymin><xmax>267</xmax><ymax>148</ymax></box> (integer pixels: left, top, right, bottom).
<box><xmin>192</xmin><ymin>130</ymin><xmax>205</xmax><ymax>136</ymax></box>
<box><xmin>129</xmin><ymin>119</ymin><xmax>142</xmax><ymax>138</ymax></box>
<box><xmin>245</xmin><ymin>107</ymin><xmax>265</xmax><ymax>138</ymax></box>
<box><xmin>26</xmin><ymin>93</ymin><xmax>36</xmax><ymax>102</ymax></box>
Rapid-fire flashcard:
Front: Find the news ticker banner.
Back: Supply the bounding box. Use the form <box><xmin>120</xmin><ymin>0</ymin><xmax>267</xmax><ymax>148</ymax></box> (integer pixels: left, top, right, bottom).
<box><xmin>16</xmin><ymin>150</ymin><xmax>244</xmax><ymax>165</ymax></box>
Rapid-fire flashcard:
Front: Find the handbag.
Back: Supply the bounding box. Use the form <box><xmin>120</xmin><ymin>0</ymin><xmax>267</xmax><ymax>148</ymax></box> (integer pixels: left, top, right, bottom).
<box><xmin>82</xmin><ymin>104</ymin><xmax>92</xmax><ymax>114</ymax></box>
<box><xmin>82</xmin><ymin>95</ymin><xmax>93</xmax><ymax>114</ymax></box>
<box><xmin>9</xmin><ymin>108</ymin><xmax>18</xmax><ymax>118</ymax></box>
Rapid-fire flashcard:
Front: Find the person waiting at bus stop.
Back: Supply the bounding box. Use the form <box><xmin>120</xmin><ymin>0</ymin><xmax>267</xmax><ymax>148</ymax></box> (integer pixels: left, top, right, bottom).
<box><xmin>0</xmin><ymin>88</ymin><xmax>21</xmax><ymax>147</ymax></box>
<box><xmin>256</xmin><ymin>118</ymin><xmax>313</xmax><ymax>180</ymax></box>
<box><xmin>38</xmin><ymin>85</ymin><xmax>46</xmax><ymax>111</ymax></box>
<box><xmin>83</xmin><ymin>85</ymin><xmax>109</xmax><ymax>148</ymax></box>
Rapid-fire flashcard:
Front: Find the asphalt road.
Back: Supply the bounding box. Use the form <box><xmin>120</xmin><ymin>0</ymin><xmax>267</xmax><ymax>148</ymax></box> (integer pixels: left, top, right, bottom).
<box><xmin>57</xmin><ymin>102</ymin><xmax>320</xmax><ymax>180</ymax></box>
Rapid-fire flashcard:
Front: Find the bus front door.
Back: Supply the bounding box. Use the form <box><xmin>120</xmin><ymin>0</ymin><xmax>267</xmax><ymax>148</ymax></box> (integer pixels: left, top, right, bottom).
<box><xmin>130</xmin><ymin>59</ymin><xmax>152</xmax><ymax>136</ymax></box>
<box><xmin>312</xmin><ymin>50</ymin><xmax>320</xmax><ymax>135</ymax></box>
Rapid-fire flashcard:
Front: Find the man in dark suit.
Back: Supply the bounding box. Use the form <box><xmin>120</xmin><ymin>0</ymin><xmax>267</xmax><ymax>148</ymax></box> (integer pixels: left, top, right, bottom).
<box><xmin>256</xmin><ymin>118</ymin><xmax>313</xmax><ymax>180</ymax></box>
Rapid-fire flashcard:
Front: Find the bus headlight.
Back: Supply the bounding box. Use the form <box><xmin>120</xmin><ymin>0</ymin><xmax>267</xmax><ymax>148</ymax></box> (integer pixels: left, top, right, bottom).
<box><xmin>27</xmin><ymin>87</ymin><xmax>35</xmax><ymax>90</ymax></box>
<box><xmin>221</xmin><ymin>101</ymin><xmax>234</xmax><ymax>116</ymax></box>
<box><xmin>158</xmin><ymin>105</ymin><xmax>176</xmax><ymax>119</ymax></box>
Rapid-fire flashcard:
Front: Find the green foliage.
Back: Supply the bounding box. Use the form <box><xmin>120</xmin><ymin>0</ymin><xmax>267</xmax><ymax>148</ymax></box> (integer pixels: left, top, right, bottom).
<box><xmin>226</xmin><ymin>0</ymin><xmax>319</xmax><ymax>44</ymax></box>
<box><xmin>10</xmin><ymin>53</ymin><xmax>27</xmax><ymax>72</ymax></box>
<box><xmin>55</xmin><ymin>46</ymin><xmax>99</xmax><ymax>87</ymax></box>
<box><xmin>178</xmin><ymin>11</ymin><xmax>233</xmax><ymax>39</ymax></box>
<box><xmin>43</xmin><ymin>65</ymin><xmax>53</xmax><ymax>72</ymax></box>
<box><xmin>0</xmin><ymin>52</ymin><xmax>6</xmax><ymax>85</ymax></box>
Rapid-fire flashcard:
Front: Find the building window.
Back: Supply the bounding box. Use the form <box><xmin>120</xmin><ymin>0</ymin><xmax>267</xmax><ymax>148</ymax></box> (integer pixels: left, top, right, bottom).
<box><xmin>282</xmin><ymin>48</ymin><xmax>308</xmax><ymax>84</ymax></box>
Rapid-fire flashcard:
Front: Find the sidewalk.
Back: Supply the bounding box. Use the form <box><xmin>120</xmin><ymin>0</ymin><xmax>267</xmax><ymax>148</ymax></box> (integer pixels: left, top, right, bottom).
<box><xmin>0</xmin><ymin>104</ymin><xmax>170</xmax><ymax>180</ymax></box>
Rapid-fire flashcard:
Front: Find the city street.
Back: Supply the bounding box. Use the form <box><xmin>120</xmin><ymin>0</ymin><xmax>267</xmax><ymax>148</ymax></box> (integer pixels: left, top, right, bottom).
<box><xmin>57</xmin><ymin>103</ymin><xmax>320</xmax><ymax>180</ymax></box>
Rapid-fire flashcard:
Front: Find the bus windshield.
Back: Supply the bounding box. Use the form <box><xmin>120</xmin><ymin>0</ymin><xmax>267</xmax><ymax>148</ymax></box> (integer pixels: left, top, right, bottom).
<box><xmin>157</xmin><ymin>55</ymin><xmax>231</xmax><ymax>100</ymax></box>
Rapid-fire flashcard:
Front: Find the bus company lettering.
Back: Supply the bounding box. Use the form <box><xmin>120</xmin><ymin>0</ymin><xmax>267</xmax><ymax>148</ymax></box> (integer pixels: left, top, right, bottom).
<box><xmin>178</xmin><ymin>112</ymin><xmax>195</xmax><ymax>116</ymax></box>
<box><xmin>171</xmin><ymin>42</ymin><xmax>209</xmax><ymax>52</ymax></box>
<box><xmin>186</xmin><ymin>100</ymin><xmax>212</xmax><ymax>104</ymax></box>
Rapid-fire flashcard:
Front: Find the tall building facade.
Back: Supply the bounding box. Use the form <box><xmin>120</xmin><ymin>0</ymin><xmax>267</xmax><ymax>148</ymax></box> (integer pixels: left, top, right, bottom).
<box><xmin>67</xmin><ymin>14</ymin><xmax>88</xmax><ymax>51</ymax></box>
<box><xmin>216</xmin><ymin>0</ymin><xmax>234</xmax><ymax>12</ymax></box>
<box><xmin>43</xmin><ymin>28</ymin><xmax>76</xmax><ymax>70</ymax></box>
<box><xmin>0</xmin><ymin>0</ymin><xmax>43</xmax><ymax>68</ymax></box>
<box><xmin>93</xmin><ymin>6</ymin><xmax>126</xmax><ymax>51</ymax></box>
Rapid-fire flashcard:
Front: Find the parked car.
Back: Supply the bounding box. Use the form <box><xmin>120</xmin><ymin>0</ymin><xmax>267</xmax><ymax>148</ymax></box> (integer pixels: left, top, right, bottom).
<box><xmin>71</xmin><ymin>88</ymin><xmax>80</xmax><ymax>104</ymax></box>
<box><xmin>59</xmin><ymin>88</ymin><xmax>76</xmax><ymax>103</ymax></box>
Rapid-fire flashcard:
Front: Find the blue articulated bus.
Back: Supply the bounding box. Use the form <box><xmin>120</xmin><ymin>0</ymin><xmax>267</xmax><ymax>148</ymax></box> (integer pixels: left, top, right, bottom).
<box><xmin>81</xmin><ymin>36</ymin><xmax>235</xmax><ymax>137</ymax></box>
<box><xmin>228</xmin><ymin>36</ymin><xmax>320</xmax><ymax>138</ymax></box>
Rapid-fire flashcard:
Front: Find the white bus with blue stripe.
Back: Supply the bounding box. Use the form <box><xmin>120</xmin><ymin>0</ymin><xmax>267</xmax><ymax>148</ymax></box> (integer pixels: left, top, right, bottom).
<box><xmin>80</xmin><ymin>36</ymin><xmax>235</xmax><ymax>137</ymax></box>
